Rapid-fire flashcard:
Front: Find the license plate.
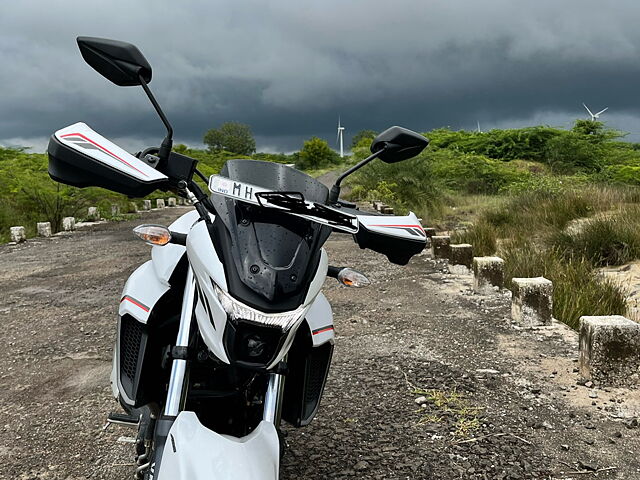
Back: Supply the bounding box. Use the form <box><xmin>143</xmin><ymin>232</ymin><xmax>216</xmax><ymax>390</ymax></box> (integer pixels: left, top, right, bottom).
<box><xmin>208</xmin><ymin>175</ymin><xmax>266</xmax><ymax>205</ymax></box>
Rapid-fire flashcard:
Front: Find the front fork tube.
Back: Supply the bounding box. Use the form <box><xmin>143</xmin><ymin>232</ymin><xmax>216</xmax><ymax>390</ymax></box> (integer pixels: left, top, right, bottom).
<box><xmin>263</xmin><ymin>372</ymin><xmax>285</xmax><ymax>426</ymax></box>
<box><xmin>164</xmin><ymin>266</ymin><xmax>196</xmax><ymax>417</ymax></box>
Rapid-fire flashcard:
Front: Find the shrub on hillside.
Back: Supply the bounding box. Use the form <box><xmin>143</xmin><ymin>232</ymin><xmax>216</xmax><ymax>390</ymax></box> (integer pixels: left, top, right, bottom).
<box><xmin>428</xmin><ymin>150</ymin><xmax>531</xmax><ymax>194</ymax></box>
<box><xmin>427</xmin><ymin>127</ymin><xmax>562</xmax><ymax>162</ymax></box>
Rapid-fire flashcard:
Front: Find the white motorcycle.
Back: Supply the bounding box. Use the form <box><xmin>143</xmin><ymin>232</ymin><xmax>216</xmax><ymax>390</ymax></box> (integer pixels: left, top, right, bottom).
<box><xmin>47</xmin><ymin>37</ymin><xmax>429</xmax><ymax>479</ymax></box>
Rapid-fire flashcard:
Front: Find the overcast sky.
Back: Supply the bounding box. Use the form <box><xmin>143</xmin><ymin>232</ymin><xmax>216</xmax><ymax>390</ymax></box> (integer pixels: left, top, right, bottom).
<box><xmin>3</xmin><ymin>0</ymin><xmax>640</xmax><ymax>153</ymax></box>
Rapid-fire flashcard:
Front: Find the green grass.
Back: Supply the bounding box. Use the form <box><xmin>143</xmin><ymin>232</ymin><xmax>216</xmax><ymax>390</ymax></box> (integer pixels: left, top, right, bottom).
<box><xmin>550</xmin><ymin>208</ymin><xmax>640</xmax><ymax>267</ymax></box>
<box><xmin>500</xmin><ymin>241</ymin><xmax>628</xmax><ymax>329</ymax></box>
<box><xmin>451</xmin><ymin>220</ymin><xmax>498</xmax><ymax>256</ymax></box>
<box><xmin>443</xmin><ymin>185</ymin><xmax>639</xmax><ymax>329</ymax></box>
<box><xmin>412</xmin><ymin>388</ymin><xmax>483</xmax><ymax>438</ymax></box>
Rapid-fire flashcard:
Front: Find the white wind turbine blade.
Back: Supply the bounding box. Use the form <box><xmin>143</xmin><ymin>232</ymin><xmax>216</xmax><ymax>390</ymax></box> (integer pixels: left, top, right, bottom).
<box><xmin>583</xmin><ymin>103</ymin><xmax>594</xmax><ymax>118</ymax></box>
<box><xmin>595</xmin><ymin>107</ymin><xmax>609</xmax><ymax>116</ymax></box>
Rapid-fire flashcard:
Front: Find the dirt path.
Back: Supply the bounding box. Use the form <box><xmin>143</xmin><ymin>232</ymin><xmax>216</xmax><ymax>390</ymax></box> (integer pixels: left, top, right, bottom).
<box><xmin>0</xmin><ymin>207</ymin><xmax>639</xmax><ymax>479</ymax></box>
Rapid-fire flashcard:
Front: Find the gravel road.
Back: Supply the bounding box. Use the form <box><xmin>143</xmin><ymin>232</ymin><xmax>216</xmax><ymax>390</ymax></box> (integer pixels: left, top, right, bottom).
<box><xmin>1</xmin><ymin>207</ymin><xmax>639</xmax><ymax>479</ymax></box>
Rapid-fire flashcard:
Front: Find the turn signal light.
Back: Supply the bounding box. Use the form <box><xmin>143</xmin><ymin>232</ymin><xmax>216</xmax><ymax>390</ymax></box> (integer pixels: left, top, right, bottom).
<box><xmin>133</xmin><ymin>224</ymin><xmax>172</xmax><ymax>246</ymax></box>
<box><xmin>337</xmin><ymin>268</ymin><xmax>370</xmax><ymax>288</ymax></box>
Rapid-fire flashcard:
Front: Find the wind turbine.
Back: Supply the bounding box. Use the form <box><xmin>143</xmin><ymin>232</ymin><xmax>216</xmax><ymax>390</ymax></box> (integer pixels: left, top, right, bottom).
<box><xmin>583</xmin><ymin>103</ymin><xmax>608</xmax><ymax>122</ymax></box>
<box><xmin>336</xmin><ymin>117</ymin><xmax>345</xmax><ymax>158</ymax></box>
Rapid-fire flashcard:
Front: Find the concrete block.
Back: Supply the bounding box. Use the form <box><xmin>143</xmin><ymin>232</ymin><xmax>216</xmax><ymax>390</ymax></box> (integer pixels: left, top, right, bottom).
<box><xmin>37</xmin><ymin>222</ymin><xmax>51</xmax><ymax>237</ymax></box>
<box><xmin>156</xmin><ymin>199</ymin><xmax>165</xmax><ymax>209</ymax></box>
<box><xmin>178</xmin><ymin>197</ymin><xmax>185</xmax><ymax>206</ymax></box>
<box><xmin>143</xmin><ymin>200</ymin><xmax>152</xmax><ymax>211</ymax></box>
<box><xmin>431</xmin><ymin>235</ymin><xmax>451</xmax><ymax>259</ymax></box>
<box><xmin>87</xmin><ymin>207</ymin><xmax>99</xmax><ymax>221</ymax></box>
<box><xmin>167</xmin><ymin>197</ymin><xmax>177</xmax><ymax>207</ymax></box>
<box><xmin>111</xmin><ymin>204</ymin><xmax>120</xmax><ymax>217</ymax></box>
<box><xmin>511</xmin><ymin>277</ymin><xmax>553</xmax><ymax>327</ymax></box>
<box><xmin>62</xmin><ymin>217</ymin><xmax>76</xmax><ymax>231</ymax></box>
<box><xmin>473</xmin><ymin>256</ymin><xmax>505</xmax><ymax>292</ymax></box>
<box><xmin>579</xmin><ymin>315</ymin><xmax>640</xmax><ymax>387</ymax></box>
<box><xmin>10</xmin><ymin>226</ymin><xmax>26</xmax><ymax>243</ymax></box>
<box><xmin>381</xmin><ymin>206</ymin><xmax>394</xmax><ymax>215</ymax></box>
<box><xmin>423</xmin><ymin>228</ymin><xmax>437</xmax><ymax>238</ymax></box>
<box><xmin>450</xmin><ymin>243</ymin><xmax>473</xmax><ymax>269</ymax></box>
<box><xmin>128</xmin><ymin>202</ymin><xmax>138</xmax><ymax>213</ymax></box>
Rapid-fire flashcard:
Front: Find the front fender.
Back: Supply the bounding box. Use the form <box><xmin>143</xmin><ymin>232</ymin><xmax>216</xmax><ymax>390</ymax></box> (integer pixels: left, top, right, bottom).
<box><xmin>157</xmin><ymin>412</ymin><xmax>279</xmax><ymax>480</ymax></box>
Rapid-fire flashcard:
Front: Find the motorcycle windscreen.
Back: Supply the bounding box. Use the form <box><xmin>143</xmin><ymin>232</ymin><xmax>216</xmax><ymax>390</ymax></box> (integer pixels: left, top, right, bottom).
<box><xmin>208</xmin><ymin>160</ymin><xmax>332</xmax><ymax>312</ymax></box>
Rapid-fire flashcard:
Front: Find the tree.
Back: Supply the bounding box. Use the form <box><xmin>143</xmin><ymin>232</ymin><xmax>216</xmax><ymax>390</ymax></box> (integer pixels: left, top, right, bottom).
<box><xmin>203</xmin><ymin>122</ymin><xmax>256</xmax><ymax>155</ymax></box>
<box><xmin>351</xmin><ymin>129</ymin><xmax>377</xmax><ymax>149</ymax></box>
<box><xmin>297</xmin><ymin>137</ymin><xmax>339</xmax><ymax>170</ymax></box>
<box><xmin>572</xmin><ymin>119</ymin><xmax>622</xmax><ymax>142</ymax></box>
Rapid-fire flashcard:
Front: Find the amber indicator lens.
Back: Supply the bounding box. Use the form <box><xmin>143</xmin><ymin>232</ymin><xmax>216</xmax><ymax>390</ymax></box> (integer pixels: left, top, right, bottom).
<box><xmin>133</xmin><ymin>224</ymin><xmax>172</xmax><ymax>246</ymax></box>
<box><xmin>337</xmin><ymin>268</ymin><xmax>370</xmax><ymax>288</ymax></box>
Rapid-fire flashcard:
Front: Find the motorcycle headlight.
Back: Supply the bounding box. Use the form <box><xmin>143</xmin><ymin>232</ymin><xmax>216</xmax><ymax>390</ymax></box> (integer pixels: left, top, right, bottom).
<box><xmin>214</xmin><ymin>285</ymin><xmax>308</xmax><ymax>330</ymax></box>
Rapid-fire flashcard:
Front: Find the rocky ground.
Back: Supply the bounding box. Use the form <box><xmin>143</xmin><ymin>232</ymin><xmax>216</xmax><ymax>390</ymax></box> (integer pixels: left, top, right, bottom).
<box><xmin>0</xmin><ymin>206</ymin><xmax>639</xmax><ymax>480</ymax></box>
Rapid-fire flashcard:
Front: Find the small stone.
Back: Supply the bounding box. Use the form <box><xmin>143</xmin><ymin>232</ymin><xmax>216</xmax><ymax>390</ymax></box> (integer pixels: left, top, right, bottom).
<box><xmin>414</xmin><ymin>396</ymin><xmax>427</xmax><ymax>405</ymax></box>
<box><xmin>578</xmin><ymin>460</ymin><xmax>597</xmax><ymax>472</ymax></box>
<box><xmin>353</xmin><ymin>460</ymin><xmax>369</xmax><ymax>471</ymax></box>
<box><xmin>561</xmin><ymin>444</ymin><xmax>569</xmax><ymax>451</ymax></box>
<box><xmin>589</xmin><ymin>390</ymin><xmax>598</xmax><ymax>399</ymax></box>
<box><xmin>476</xmin><ymin>369</ymin><xmax>500</xmax><ymax>374</ymax></box>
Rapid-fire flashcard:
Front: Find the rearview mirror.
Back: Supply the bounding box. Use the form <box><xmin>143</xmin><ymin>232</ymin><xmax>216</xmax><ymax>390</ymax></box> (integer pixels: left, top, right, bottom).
<box><xmin>370</xmin><ymin>126</ymin><xmax>429</xmax><ymax>163</ymax></box>
<box><xmin>77</xmin><ymin>36</ymin><xmax>152</xmax><ymax>87</ymax></box>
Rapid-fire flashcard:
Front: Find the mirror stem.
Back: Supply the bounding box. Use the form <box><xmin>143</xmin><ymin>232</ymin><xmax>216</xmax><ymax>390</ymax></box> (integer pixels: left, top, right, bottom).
<box><xmin>138</xmin><ymin>74</ymin><xmax>173</xmax><ymax>166</ymax></box>
<box><xmin>328</xmin><ymin>146</ymin><xmax>387</xmax><ymax>204</ymax></box>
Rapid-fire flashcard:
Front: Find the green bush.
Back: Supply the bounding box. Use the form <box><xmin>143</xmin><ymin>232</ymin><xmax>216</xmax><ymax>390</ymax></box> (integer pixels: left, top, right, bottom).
<box><xmin>428</xmin><ymin>150</ymin><xmax>531</xmax><ymax>194</ymax></box>
<box><xmin>296</xmin><ymin>137</ymin><xmax>340</xmax><ymax>170</ymax></box>
<box><xmin>427</xmin><ymin>127</ymin><xmax>562</xmax><ymax>161</ymax></box>
<box><xmin>598</xmin><ymin>165</ymin><xmax>640</xmax><ymax>185</ymax></box>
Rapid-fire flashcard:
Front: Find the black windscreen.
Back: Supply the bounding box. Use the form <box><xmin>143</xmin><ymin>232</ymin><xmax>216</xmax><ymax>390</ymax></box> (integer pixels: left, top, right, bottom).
<box><xmin>208</xmin><ymin>160</ymin><xmax>331</xmax><ymax>312</ymax></box>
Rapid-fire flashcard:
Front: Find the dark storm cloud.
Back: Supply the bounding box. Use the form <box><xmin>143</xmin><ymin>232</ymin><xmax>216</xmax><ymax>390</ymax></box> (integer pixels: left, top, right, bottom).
<box><xmin>3</xmin><ymin>0</ymin><xmax>640</xmax><ymax>151</ymax></box>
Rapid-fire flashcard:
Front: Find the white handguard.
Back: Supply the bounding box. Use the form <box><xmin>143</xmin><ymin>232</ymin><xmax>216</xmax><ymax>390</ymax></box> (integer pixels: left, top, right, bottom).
<box><xmin>357</xmin><ymin>211</ymin><xmax>426</xmax><ymax>241</ymax></box>
<box><xmin>54</xmin><ymin>122</ymin><xmax>167</xmax><ymax>182</ymax></box>
<box><xmin>353</xmin><ymin>211</ymin><xmax>427</xmax><ymax>265</ymax></box>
